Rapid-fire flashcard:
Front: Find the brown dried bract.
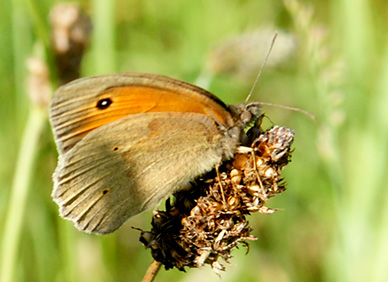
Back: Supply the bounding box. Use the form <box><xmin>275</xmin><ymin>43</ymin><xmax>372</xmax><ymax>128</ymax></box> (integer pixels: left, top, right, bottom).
<box><xmin>139</xmin><ymin>125</ymin><xmax>295</xmax><ymax>274</ymax></box>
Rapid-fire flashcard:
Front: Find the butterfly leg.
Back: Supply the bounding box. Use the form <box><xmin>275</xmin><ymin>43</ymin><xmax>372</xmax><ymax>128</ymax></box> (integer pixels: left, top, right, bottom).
<box><xmin>215</xmin><ymin>162</ymin><xmax>227</xmax><ymax>207</ymax></box>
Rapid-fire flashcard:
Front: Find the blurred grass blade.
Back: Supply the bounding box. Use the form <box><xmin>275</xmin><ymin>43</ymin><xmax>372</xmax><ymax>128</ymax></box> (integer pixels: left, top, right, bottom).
<box><xmin>0</xmin><ymin>107</ymin><xmax>47</xmax><ymax>282</ymax></box>
<box><xmin>91</xmin><ymin>0</ymin><xmax>116</xmax><ymax>74</ymax></box>
<box><xmin>370</xmin><ymin>40</ymin><xmax>388</xmax><ymax>282</ymax></box>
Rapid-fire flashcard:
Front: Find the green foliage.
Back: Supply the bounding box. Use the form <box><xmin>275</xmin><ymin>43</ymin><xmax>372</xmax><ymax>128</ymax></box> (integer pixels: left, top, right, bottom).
<box><xmin>1</xmin><ymin>0</ymin><xmax>387</xmax><ymax>281</ymax></box>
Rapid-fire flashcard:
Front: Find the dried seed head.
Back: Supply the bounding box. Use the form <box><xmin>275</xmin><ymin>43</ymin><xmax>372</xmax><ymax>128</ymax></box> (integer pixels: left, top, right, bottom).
<box><xmin>138</xmin><ymin>125</ymin><xmax>295</xmax><ymax>274</ymax></box>
<box><xmin>27</xmin><ymin>57</ymin><xmax>51</xmax><ymax>108</ymax></box>
<box><xmin>50</xmin><ymin>3</ymin><xmax>92</xmax><ymax>84</ymax></box>
<box><xmin>206</xmin><ymin>28</ymin><xmax>297</xmax><ymax>79</ymax></box>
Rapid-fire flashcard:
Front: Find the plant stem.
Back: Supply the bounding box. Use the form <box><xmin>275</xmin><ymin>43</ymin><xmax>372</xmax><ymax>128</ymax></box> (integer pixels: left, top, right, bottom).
<box><xmin>142</xmin><ymin>260</ymin><xmax>162</xmax><ymax>282</ymax></box>
<box><xmin>0</xmin><ymin>106</ymin><xmax>47</xmax><ymax>282</ymax></box>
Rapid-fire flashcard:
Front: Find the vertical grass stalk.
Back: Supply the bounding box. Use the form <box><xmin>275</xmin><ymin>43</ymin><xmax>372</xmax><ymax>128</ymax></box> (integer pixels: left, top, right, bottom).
<box><xmin>0</xmin><ymin>107</ymin><xmax>47</xmax><ymax>282</ymax></box>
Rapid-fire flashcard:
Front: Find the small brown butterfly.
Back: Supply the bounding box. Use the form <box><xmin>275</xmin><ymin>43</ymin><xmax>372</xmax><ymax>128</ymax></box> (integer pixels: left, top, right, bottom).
<box><xmin>50</xmin><ymin>73</ymin><xmax>261</xmax><ymax>234</ymax></box>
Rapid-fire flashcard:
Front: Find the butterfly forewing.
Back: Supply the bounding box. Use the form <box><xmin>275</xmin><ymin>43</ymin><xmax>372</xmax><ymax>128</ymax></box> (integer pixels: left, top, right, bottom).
<box><xmin>50</xmin><ymin>73</ymin><xmax>234</xmax><ymax>155</ymax></box>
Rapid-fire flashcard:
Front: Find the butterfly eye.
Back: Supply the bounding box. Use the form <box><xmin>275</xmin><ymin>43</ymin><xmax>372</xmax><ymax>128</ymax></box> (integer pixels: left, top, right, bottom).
<box><xmin>96</xmin><ymin>98</ymin><xmax>112</xmax><ymax>109</ymax></box>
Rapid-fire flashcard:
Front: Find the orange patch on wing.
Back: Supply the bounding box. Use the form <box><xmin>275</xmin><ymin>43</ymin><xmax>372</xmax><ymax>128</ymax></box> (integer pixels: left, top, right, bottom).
<box><xmin>59</xmin><ymin>85</ymin><xmax>233</xmax><ymax>152</ymax></box>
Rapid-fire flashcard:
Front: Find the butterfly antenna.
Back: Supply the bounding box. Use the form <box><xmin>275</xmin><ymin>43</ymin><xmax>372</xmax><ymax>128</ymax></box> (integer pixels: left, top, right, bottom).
<box><xmin>245</xmin><ymin>32</ymin><xmax>278</xmax><ymax>103</ymax></box>
<box><xmin>259</xmin><ymin>101</ymin><xmax>317</xmax><ymax>121</ymax></box>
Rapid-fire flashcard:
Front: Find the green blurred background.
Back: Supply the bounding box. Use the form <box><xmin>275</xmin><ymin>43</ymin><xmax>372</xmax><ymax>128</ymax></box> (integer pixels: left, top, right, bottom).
<box><xmin>1</xmin><ymin>0</ymin><xmax>388</xmax><ymax>281</ymax></box>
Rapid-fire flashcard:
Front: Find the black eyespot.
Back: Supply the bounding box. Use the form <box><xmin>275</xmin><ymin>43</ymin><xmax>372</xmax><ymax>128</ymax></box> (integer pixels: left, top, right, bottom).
<box><xmin>96</xmin><ymin>98</ymin><xmax>112</xmax><ymax>109</ymax></box>
<box><xmin>113</xmin><ymin>147</ymin><xmax>119</xmax><ymax>151</ymax></box>
<box><xmin>102</xmin><ymin>189</ymin><xmax>109</xmax><ymax>195</ymax></box>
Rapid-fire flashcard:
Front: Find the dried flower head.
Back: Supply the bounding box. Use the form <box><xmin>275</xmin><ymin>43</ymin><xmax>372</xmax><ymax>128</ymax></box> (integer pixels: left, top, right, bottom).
<box><xmin>139</xmin><ymin>123</ymin><xmax>295</xmax><ymax>275</ymax></box>
<box><xmin>206</xmin><ymin>28</ymin><xmax>297</xmax><ymax>79</ymax></box>
<box><xmin>50</xmin><ymin>3</ymin><xmax>92</xmax><ymax>84</ymax></box>
<box><xmin>27</xmin><ymin>56</ymin><xmax>51</xmax><ymax>108</ymax></box>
